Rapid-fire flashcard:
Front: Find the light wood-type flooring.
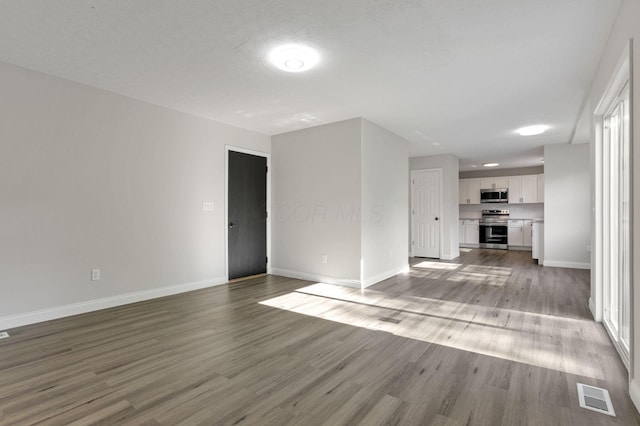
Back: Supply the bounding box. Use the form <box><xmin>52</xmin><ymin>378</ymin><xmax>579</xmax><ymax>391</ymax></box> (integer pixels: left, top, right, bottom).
<box><xmin>1</xmin><ymin>249</ymin><xmax>638</xmax><ymax>425</ymax></box>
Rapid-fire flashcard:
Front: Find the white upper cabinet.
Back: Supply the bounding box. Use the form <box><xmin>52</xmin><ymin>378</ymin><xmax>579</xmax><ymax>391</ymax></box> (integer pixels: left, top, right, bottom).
<box><xmin>537</xmin><ymin>174</ymin><xmax>544</xmax><ymax>202</ymax></box>
<box><xmin>508</xmin><ymin>175</ymin><xmax>538</xmax><ymax>204</ymax></box>
<box><xmin>459</xmin><ymin>179</ymin><xmax>481</xmax><ymax>204</ymax></box>
<box><xmin>459</xmin><ymin>174</ymin><xmax>543</xmax><ymax>205</ymax></box>
<box><xmin>480</xmin><ymin>177</ymin><xmax>509</xmax><ymax>189</ymax></box>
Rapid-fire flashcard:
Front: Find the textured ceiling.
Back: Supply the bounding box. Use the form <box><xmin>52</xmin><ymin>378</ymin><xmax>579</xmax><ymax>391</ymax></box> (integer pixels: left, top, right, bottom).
<box><xmin>0</xmin><ymin>0</ymin><xmax>622</xmax><ymax>170</ymax></box>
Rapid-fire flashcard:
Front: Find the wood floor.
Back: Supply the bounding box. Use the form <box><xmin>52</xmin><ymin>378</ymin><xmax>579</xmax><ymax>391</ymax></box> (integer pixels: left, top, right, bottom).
<box><xmin>1</xmin><ymin>249</ymin><xmax>638</xmax><ymax>425</ymax></box>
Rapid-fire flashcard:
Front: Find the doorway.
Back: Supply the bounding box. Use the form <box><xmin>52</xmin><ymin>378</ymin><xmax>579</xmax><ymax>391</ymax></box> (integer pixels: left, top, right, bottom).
<box><xmin>411</xmin><ymin>169</ymin><xmax>442</xmax><ymax>258</ymax></box>
<box><xmin>226</xmin><ymin>148</ymin><xmax>269</xmax><ymax>281</ymax></box>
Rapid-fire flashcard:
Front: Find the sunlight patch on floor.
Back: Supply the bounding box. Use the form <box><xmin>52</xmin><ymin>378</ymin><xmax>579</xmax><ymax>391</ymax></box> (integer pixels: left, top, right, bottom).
<box><xmin>410</xmin><ymin>262</ymin><xmax>512</xmax><ymax>287</ymax></box>
<box><xmin>447</xmin><ymin>271</ymin><xmax>509</xmax><ymax>287</ymax></box>
<box><xmin>462</xmin><ymin>264</ymin><xmax>512</xmax><ymax>276</ymax></box>
<box><xmin>259</xmin><ymin>283</ymin><xmax>602</xmax><ymax>380</ymax></box>
<box><xmin>413</xmin><ymin>261</ymin><xmax>462</xmax><ymax>271</ymax></box>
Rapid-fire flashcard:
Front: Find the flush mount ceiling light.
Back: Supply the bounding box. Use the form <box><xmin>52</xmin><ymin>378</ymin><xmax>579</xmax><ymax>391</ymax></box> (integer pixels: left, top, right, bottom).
<box><xmin>483</xmin><ymin>162</ymin><xmax>500</xmax><ymax>167</ymax></box>
<box><xmin>517</xmin><ymin>125</ymin><xmax>549</xmax><ymax>136</ymax></box>
<box><xmin>269</xmin><ymin>44</ymin><xmax>319</xmax><ymax>73</ymax></box>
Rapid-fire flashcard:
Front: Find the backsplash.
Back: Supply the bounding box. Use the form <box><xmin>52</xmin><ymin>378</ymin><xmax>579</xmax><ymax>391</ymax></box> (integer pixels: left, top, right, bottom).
<box><xmin>459</xmin><ymin>203</ymin><xmax>544</xmax><ymax>220</ymax></box>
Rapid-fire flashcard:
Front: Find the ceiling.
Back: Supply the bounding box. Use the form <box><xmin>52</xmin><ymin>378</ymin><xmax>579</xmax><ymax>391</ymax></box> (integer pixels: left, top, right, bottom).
<box><xmin>0</xmin><ymin>1</ymin><xmax>622</xmax><ymax>171</ymax></box>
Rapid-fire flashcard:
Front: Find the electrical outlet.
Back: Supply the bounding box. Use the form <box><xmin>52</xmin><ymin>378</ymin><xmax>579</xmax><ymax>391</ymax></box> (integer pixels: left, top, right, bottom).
<box><xmin>0</xmin><ymin>331</ymin><xmax>9</xmax><ymax>339</ymax></box>
<box><xmin>321</xmin><ymin>254</ymin><xmax>328</xmax><ymax>264</ymax></box>
<box><xmin>91</xmin><ymin>269</ymin><xmax>101</xmax><ymax>281</ymax></box>
<box><xmin>202</xmin><ymin>202</ymin><xmax>214</xmax><ymax>212</ymax></box>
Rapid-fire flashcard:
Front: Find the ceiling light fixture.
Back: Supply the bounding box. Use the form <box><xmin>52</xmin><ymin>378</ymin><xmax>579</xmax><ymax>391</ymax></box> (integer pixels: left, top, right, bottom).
<box><xmin>483</xmin><ymin>162</ymin><xmax>499</xmax><ymax>167</ymax></box>
<box><xmin>269</xmin><ymin>44</ymin><xmax>319</xmax><ymax>73</ymax></box>
<box><xmin>517</xmin><ymin>125</ymin><xmax>549</xmax><ymax>136</ymax></box>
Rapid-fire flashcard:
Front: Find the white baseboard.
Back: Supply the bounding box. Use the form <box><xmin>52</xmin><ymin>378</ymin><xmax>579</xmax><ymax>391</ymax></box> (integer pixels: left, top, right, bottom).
<box><xmin>362</xmin><ymin>264</ymin><xmax>410</xmax><ymax>288</ymax></box>
<box><xmin>507</xmin><ymin>246</ymin><xmax>533</xmax><ymax>251</ymax></box>
<box><xmin>630</xmin><ymin>379</ymin><xmax>640</xmax><ymax>413</ymax></box>
<box><xmin>441</xmin><ymin>251</ymin><xmax>460</xmax><ymax>260</ymax></box>
<box><xmin>542</xmin><ymin>260</ymin><xmax>591</xmax><ymax>270</ymax></box>
<box><xmin>589</xmin><ymin>297</ymin><xmax>598</xmax><ymax>321</ymax></box>
<box><xmin>271</xmin><ymin>268</ymin><xmax>361</xmax><ymax>289</ymax></box>
<box><xmin>0</xmin><ymin>277</ymin><xmax>226</xmax><ymax>330</ymax></box>
<box><xmin>458</xmin><ymin>244</ymin><xmax>478</xmax><ymax>249</ymax></box>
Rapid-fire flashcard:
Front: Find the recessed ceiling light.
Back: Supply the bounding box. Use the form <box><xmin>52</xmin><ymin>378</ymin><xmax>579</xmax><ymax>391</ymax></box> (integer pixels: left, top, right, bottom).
<box><xmin>269</xmin><ymin>44</ymin><xmax>319</xmax><ymax>73</ymax></box>
<box><xmin>483</xmin><ymin>162</ymin><xmax>499</xmax><ymax>167</ymax></box>
<box><xmin>517</xmin><ymin>125</ymin><xmax>549</xmax><ymax>136</ymax></box>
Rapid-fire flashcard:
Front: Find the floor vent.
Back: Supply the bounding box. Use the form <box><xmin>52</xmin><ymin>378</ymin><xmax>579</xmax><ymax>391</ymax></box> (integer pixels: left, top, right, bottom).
<box><xmin>0</xmin><ymin>331</ymin><xmax>9</xmax><ymax>339</ymax></box>
<box><xmin>577</xmin><ymin>383</ymin><xmax>615</xmax><ymax>416</ymax></box>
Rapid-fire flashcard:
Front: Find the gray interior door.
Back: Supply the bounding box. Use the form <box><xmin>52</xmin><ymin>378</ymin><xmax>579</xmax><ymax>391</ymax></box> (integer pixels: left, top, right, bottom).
<box><xmin>228</xmin><ymin>151</ymin><xmax>267</xmax><ymax>280</ymax></box>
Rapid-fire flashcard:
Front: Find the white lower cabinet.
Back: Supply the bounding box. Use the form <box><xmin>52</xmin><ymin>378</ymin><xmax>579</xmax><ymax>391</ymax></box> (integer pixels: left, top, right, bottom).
<box><xmin>523</xmin><ymin>220</ymin><xmax>533</xmax><ymax>246</ymax></box>
<box><xmin>532</xmin><ymin>222</ymin><xmax>544</xmax><ymax>264</ymax></box>
<box><xmin>459</xmin><ymin>219</ymin><xmax>479</xmax><ymax>246</ymax></box>
<box><xmin>508</xmin><ymin>220</ymin><xmax>532</xmax><ymax>248</ymax></box>
<box><xmin>508</xmin><ymin>220</ymin><xmax>524</xmax><ymax>246</ymax></box>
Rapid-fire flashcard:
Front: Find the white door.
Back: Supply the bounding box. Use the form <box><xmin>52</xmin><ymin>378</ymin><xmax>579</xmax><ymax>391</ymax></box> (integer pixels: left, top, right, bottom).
<box><xmin>411</xmin><ymin>169</ymin><xmax>441</xmax><ymax>258</ymax></box>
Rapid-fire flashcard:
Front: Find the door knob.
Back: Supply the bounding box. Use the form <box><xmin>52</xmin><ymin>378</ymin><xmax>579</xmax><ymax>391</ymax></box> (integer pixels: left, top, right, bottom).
<box><xmin>229</xmin><ymin>222</ymin><xmax>235</xmax><ymax>228</ymax></box>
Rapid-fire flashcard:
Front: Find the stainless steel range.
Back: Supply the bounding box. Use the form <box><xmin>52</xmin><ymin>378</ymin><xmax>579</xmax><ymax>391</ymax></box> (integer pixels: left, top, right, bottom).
<box><xmin>479</xmin><ymin>209</ymin><xmax>509</xmax><ymax>249</ymax></box>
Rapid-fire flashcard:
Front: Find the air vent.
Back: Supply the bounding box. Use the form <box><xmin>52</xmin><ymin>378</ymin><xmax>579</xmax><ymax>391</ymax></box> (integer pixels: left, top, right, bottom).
<box><xmin>577</xmin><ymin>383</ymin><xmax>615</xmax><ymax>416</ymax></box>
<box><xmin>0</xmin><ymin>331</ymin><xmax>9</xmax><ymax>339</ymax></box>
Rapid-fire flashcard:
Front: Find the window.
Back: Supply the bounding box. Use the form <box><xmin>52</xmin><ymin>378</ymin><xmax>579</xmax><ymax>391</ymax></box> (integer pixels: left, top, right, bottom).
<box><xmin>595</xmin><ymin>43</ymin><xmax>631</xmax><ymax>368</ymax></box>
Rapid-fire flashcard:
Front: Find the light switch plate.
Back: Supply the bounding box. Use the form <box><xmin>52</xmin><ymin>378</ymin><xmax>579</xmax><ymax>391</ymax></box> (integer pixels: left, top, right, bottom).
<box><xmin>203</xmin><ymin>202</ymin><xmax>215</xmax><ymax>212</ymax></box>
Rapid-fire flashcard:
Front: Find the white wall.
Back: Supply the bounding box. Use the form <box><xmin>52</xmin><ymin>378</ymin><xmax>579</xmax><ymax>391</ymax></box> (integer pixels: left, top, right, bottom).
<box><xmin>584</xmin><ymin>0</ymin><xmax>640</xmax><ymax>408</ymax></box>
<box><xmin>409</xmin><ymin>154</ymin><xmax>460</xmax><ymax>260</ymax></box>
<box><xmin>0</xmin><ymin>61</ymin><xmax>270</xmax><ymax>329</ymax></box>
<box><xmin>543</xmin><ymin>144</ymin><xmax>590</xmax><ymax>269</ymax></box>
<box><xmin>361</xmin><ymin>119</ymin><xmax>409</xmax><ymax>286</ymax></box>
<box><xmin>271</xmin><ymin>118</ymin><xmax>410</xmax><ymax>288</ymax></box>
<box><xmin>271</xmin><ymin>119</ymin><xmax>363</xmax><ymax>285</ymax></box>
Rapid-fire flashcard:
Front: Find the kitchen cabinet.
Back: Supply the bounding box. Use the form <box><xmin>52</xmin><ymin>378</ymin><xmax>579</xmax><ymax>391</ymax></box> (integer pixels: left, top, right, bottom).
<box><xmin>508</xmin><ymin>175</ymin><xmax>538</xmax><ymax>204</ymax></box>
<box><xmin>523</xmin><ymin>220</ymin><xmax>533</xmax><ymax>246</ymax></box>
<box><xmin>459</xmin><ymin>174</ymin><xmax>543</xmax><ymax>205</ymax></box>
<box><xmin>459</xmin><ymin>219</ymin><xmax>479</xmax><ymax>246</ymax></box>
<box><xmin>537</xmin><ymin>174</ymin><xmax>544</xmax><ymax>202</ymax></box>
<box><xmin>508</xmin><ymin>220</ymin><xmax>524</xmax><ymax>246</ymax></box>
<box><xmin>480</xmin><ymin>177</ymin><xmax>509</xmax><ymax>190</ymax></box>
<box><xmin>532</xmin><ymin>222</ymin><xmax>544</xmax><ymax>264</ymax></box>
<box><xmin>507</xmin><ymin>219</ymin><xmax>533</xmax><ymax>247</ymax></box>
<box><xmin>459</xmin><ymin>179</ymin><xmax>481</xmax><ymax>204</ymax></box>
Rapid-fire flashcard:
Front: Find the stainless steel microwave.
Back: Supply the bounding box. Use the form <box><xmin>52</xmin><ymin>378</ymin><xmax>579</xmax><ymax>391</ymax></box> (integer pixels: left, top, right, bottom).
<box><xmin>480</xmin><ymin>188</ymin><xmax>508</xmax><ymax>203</ymax></box>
